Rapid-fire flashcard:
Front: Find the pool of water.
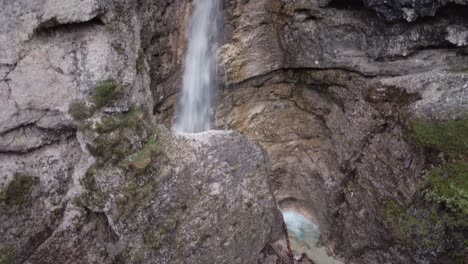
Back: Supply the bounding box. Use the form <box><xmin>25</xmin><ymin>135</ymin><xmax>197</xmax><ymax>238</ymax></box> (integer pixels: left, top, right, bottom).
<box><xmin>283</xmin><ymin>211</ymin><xmax>342</xmax><ymax>264</ymax></box>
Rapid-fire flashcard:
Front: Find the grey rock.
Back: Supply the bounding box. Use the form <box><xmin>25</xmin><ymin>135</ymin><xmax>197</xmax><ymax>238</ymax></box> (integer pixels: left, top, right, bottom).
<box><xmin>360</xmin><ymin>0</ymin><xmax>468</xmax><ymax>22</ymax></box>
<box><xmin>2</xmin><ymin>0</ymin><xmax>468</xmax><ymax>263</ymax></box>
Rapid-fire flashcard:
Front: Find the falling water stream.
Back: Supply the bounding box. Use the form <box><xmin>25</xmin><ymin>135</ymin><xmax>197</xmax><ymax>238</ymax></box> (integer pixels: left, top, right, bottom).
<box><xmin>174</xmin><ymin>0</ymin><xmax>221</xmax><ymax>133</ymax></box>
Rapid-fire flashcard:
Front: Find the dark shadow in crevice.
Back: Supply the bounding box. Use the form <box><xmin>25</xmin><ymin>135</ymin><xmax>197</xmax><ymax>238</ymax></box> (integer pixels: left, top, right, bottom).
<box><xmin>33</xmin><ymin>15</ymin><xmax>105</xmax><ymax>37</ymax></box>
<box><xmin>327</xmin><ymin>0</ymin><xmax>364</xmax><ymax>10</ymax></box>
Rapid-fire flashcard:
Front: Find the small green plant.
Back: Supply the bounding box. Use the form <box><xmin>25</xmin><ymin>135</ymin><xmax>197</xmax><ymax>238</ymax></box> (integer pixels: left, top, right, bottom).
<box><xmin>143</xmin><ymin>230</ymin><xmax>161</xmax><ymax>250</ymax></box>
<box><xmin>423</xmin><ymin>163</ymin><xmax>468</xmax><ymax>215</ymax></box>
<box><xmin>136</xmin><ymin>49</ymin><xmax>145</xmax><ymax>74</ymax></box>
<box><xmin>92</xmin><ymin>80</ymin><xmax>121</xmax><ymax>108</ymax></box>
<box><xmin>395</xmin><ymin>118</ymin><xmax>468</xmax><ymax>262</ymax></box>
<box><xmin>87</xmin><ymin>108</ymin><xmax>147</xmax><ymax>165</ymax></box>
<box><xmin>0</xmin><ymin>173</ymin><xmax>37</xmax><ymax>206</ymax></box>
<box><xmin>82</xmin><ymin>167</ymin><xmax>99</xmax><ymax>193</ymax></box>
<box><xmin>0</xmin><ymin>245</ymin><xmax>15</xmax><ymax>264</ymax></box>
<box><xmin>123</xmin><ymin>133</ymin><xmax>161</xmax><ymax>174</ymax></box>
<box><xmin>69</xmin><ymin>100</ymin><xmax>92</xmax><ymax>120</ymax></box>
<box><xmin>408</xmin><ymin>119</ymin><xmax>468</xmax><ymax>159</ymax></box>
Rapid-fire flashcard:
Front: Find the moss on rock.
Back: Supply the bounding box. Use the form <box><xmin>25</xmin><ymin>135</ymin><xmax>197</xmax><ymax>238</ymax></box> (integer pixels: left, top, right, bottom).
<box><xmin>409</xmin><ymin>119</ymin><xmax>468</xmax><ymax>159</ymax></box>
<box><xmin>92</xmin><ymin>80</ymin><xmax>121</xmax><ymax>108</ymax></box>
<box><xmin>424</xmin><ymin>163</ymin><xmax>468</xmax><ymax>215</ymax></box>
<box><xmin>0</xmin><ymin>245</ymin><xmax>14</xmax><ymax>264</ymax></box>
<box><xmin>123</xmin><ymin>130</ymin><xmax>161</xmax><ymax>175</ymax></box>
<box><xmin>136</xmin><ymin>49</ymin><xmax>145</xmax><ymax>74</ymax></box>
<box><xmin>116</xmin><ymin>176</ymin><xmax>159</xmax><ymax>221</ymax></box>
<box><xmin>69</xmin><ymin>100</ymin><xmax>93</xmax><ymax>120</ymax></box>
<box><xmin>88</xmin><ymin>108</ymin><xmax>147</xmax><ymax>165</ymax></box>
<box><xmin>389</xmin><ymin>118</ymin><xmax>468</xmax><ymax>262</ymax></box>
<box><xmin>0</xmin><ymin>173</ymin><xmax>37</xmax><ymax>207</ymax></box>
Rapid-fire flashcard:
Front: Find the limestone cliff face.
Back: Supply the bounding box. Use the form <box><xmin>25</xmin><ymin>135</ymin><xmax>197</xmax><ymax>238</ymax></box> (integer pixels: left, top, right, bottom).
<box><xmin>214</xmin><ymin>0</ymin><xmax>468</xmax><ymax>263</ymax></box>
<box><xmin>0</xmin><ymin>1</ymin><xmax>282</xmax><ymax>263</ymax></box>
<box><xmin>1</xmin><ymin>0</ymin><xmax>468</xmax><ymax>264</ymax></box>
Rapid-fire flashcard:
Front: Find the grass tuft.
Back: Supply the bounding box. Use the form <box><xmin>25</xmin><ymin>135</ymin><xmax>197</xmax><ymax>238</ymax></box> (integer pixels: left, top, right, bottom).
<box><xmin>92</xmin><ymin>80</ymin><xmax>121</xmax><ymax>108</ymax></box>
<box><xmin>69</xmin><ymin>100</ymin><xmax>93</xmax><ymax>120</ymax></box>
<box><xmin>409</xmin><ymin>119</ymin><xmax>468</xmax><ymax>160</ymax></box>
<box><xmin>0</xmin><ymin>173</ymin><xmax>37</xmax><ymax>207</ymax></box>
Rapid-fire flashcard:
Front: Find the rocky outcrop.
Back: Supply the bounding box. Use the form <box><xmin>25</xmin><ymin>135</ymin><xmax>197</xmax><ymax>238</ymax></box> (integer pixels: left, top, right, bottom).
<box><xmin>358</xmin><ymin>0</ymin><xmax>468</xmax><ymax>22</ymax></box>
<box><xmin>0</xmin><ymin>1</ymin><xmax>283</xmax><ymax>263</ymax></box>
<box><xmin>6</xmin><ymin>127</ymin><xmax>282</xmax><ymax>264</ymax></box>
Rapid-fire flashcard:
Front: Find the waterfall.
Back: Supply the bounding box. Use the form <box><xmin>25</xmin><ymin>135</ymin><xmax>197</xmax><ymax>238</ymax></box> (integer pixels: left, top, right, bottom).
<box><xmin>174</xmin><ymin>0</ymin><xmax>221</xmax><ymax>133</ymax></box>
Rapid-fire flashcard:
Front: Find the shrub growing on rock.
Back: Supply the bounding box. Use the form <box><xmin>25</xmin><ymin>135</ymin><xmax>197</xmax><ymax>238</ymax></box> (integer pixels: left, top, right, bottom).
<box><xmin>385</xmin><ymin>119</ymin><xmax>468</xmax><ymax>262</ymax></box>
<box><xmin>92</xmin><ymin>80</ymin><xmax>121</xmax><ymax>108</ymax></box>
<box><xmin>0</xmin><ymin>173</ymin><xmax>37</xmax><ymax>207</ymax></box>
<box><xmin>68</xmin><ymin>100</ymin><xmax>92</xmax><ymax>120</ymax></box>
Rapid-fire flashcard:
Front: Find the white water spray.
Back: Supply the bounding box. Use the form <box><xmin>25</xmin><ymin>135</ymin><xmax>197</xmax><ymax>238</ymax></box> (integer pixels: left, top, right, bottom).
<box><xmin>175</xmin><ymin>0</ymin><xmax>221</xmax><ymax>133</ymax></box>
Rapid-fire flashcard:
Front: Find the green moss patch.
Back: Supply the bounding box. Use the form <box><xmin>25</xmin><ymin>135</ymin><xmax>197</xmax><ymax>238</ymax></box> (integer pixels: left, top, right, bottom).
<box><xmin>69</xmin><ymin>100</ymin><xmax>93</xmax><ymax>121</ymax></box>
<box><xmin>384</xmin><ymin>200</ymin><xmax>467</xmax><ymax>259</ymax></box>
<box><xmin>424</xmin><ymin>163</ymin><xmax>468</xmax><ymax>215</ymax></box>
<box><xmin>390</xmin><ymin>118</ymin><xmax>468</xmax><ymax>262</ymax></box>
<box><xmin>123</xmin><ymin>132</ymin><xmax>161</xmax><ymax>174</ymax></box>
<box><xmin>88</xmin><ymin>108</ymin><xmax>147</xmax><ymax>165</ymax></box>
<box><xmin>68</xmin><ymin>80</ymin><xmax>123</xmax><ymax>122</ymax></box>
<box><xmin>143</xmin><ymin>230</ymin><xmax>161</xmax><ymax>250</ymax></box>
<box><xmin>136</xmin><ymin>49</ymin><xmax>145</xmax><ymax>74</ymax></box>
<box><xmin>92</xmin><ymin>80</ymin><xmax>121</xmax><ymax>108</ymax></box>
<box><xmin>409</xmin><ymin>119</ymin><xmax>468</xmax><ymax>160</ymax></box>
<box><xmin>0</xmin><ymin>173</ymin><xmax>37</xmax><ymax>207</ymax></box>
<box><xmin>0</xmin><ymin>245</ymin><xmax>15</xmax><ymax>264</ymax></box>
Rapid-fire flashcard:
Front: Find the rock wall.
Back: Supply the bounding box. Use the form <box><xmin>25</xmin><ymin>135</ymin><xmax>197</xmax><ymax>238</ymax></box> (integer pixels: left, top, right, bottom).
<box><xmin>0</xmin><ymin>1</ymin><xmax>283</xmax><ymax>263</ymax></box>
<box><xmin>1</xmin><ymin>0</ymin><xmax>468</xmax><ymax>263</ymax></box>
<box><xmin>215</xmin><ymin>0</ymin><xmax>468</xmax><ymax>263</ymax></box>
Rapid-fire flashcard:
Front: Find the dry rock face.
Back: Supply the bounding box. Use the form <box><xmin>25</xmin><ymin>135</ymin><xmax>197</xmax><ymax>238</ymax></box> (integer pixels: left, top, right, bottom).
<box><xmin>359</xmin><ymin>0</ymin><xmax>468</xmax><ymax>22</ymax></box>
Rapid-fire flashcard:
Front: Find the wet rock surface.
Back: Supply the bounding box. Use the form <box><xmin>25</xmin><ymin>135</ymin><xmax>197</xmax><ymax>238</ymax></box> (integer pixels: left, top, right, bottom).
<box><xmin>1</xmin><ymin>0</ymin><xmax>468</xmax><ymax>263</ymax></box>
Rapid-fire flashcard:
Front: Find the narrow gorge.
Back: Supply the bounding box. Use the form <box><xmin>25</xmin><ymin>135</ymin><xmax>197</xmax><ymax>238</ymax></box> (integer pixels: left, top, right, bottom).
<box><xmin>0</xmin><ymin>0</ymin><xmax>467</xmax><ymax>264</ymax></box>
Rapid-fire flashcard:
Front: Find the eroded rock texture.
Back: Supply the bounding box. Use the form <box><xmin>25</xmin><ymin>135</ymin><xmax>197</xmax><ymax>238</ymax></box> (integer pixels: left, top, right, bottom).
<box><xmin>0</xmin><ymin>0</ymin><xmax>282</xmax><ymax>263</ymax></box>
<box><xmin>214</xmin><ymin>0</ymin><xmax>468</xmax><ymax>263</ymax></box>
<box><xmin>1</xmin><ymin>0</ymin><xmax>468</xmax><ymax>263</ymax></box>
